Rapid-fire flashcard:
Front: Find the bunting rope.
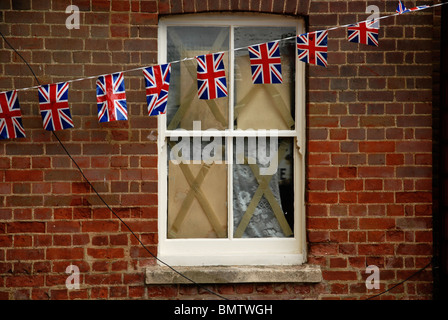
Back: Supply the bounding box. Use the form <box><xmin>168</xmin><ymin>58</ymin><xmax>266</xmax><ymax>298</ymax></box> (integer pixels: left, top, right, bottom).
<box><xmin>0</xmin><ymin>1</ymin><xmax>446</xmax><ymax>95</ymax></box>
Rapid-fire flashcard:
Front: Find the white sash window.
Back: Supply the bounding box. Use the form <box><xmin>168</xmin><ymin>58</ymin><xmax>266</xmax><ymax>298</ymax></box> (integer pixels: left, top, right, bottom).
<box><xmin>157</xmin><ymin>14</ymin><xmax>306</xmax><ymax>266</ymax></box>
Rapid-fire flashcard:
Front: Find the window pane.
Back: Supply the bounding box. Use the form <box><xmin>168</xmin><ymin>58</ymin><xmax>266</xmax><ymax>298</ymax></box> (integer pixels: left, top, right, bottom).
<box><xmin>167</xmin><ymin>138</ymin><xmax>228</xmax><ymax>239</ymax></box>
<box><xmin>233</xmin><ymin>137</ymin><xmax>294</xmax><ymax>238</ymax></box>
<box><xmin>166</xmin><ymin>26</ymin><xmax>229</xmax><ymax>130</ymax></box>
<box><xmin>234</xmin><ymin>27</ymin><xmax>296</xmax><ymax>130</ymax></box>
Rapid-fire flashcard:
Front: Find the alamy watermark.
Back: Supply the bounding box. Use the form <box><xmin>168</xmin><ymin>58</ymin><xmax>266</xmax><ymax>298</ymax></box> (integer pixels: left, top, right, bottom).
<box><xmin>65</xmin><ymin>264</ymin><xmax>80</xmax><ymax>290</ymax></box>
<box><xmin>366</xmin><ymin>5</ymin><xmax>380</xmax><ymax>27</ymax></box>
<box><xmin>365</xmin><ymin>265</ymin><xmax>380</xmax><ymax>290</ymax></box>
<box><xmin>65</xmin><ymin>5</ymin><xmax>80</xmax><ymax>30</ymax></box>
<box><xmin>168</xmin><ymin>121</ymin><xmax>280</xmax><ymax>176</ymax></box>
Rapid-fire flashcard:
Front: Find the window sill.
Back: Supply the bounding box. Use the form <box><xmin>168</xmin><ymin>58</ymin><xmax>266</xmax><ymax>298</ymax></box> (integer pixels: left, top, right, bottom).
<box><xmin>145</xmin><ymin>264</ymin><xmax>322</xmax><ymax>284</ymax></box>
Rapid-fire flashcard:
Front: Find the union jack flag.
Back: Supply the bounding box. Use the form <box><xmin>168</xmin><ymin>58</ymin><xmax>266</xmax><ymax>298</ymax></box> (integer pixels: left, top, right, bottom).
<box><xmin>347</xmin><ymin>20</ymin><xmax>379</xmax><ymax>46</ymax></box>
<box><xmin>396</xmin><ymin>1</ymin><xmax>429</xmax><ymax>14</ymax></box>
<box><xmin>143</xmin><ymin>63</ymin><xmax>171</xmax><ymax>116</ymax></box>
<box><xmin>196</xmin><ymin>53</ymin><xmax>228</xmax><ymax>100</ymax></box>
<box><xmin>248</xmin><ymin>41</ymin><xmax>282</xmax><ymax>84</ymax></box>
<box><xmin>38</xmin><ymin>82</ymin><xmax>74</xmax><ymax>131</ymax></box>
<box><xmin>96</xmin><ymin>72</ymin><xmax>128</xmax><ymax>123</ymax></box>
<box><xmin>408</xmin><ymin>5</ymin><xmax>430</xmax><ymax>12</ymax></box>
<box><xmin>0</xmin><ymin>90</ymin><xmax>26</xmax><ymax>140</ymax></box>
<box><xmin>296</xmin><ymin>30</ymin><xmax>328</xmax><ymax>67</ymax></box>
<box><xmin>396</xmin><ymin>0</ymin><xmax>408</xmax><ymax>14</ymax></box>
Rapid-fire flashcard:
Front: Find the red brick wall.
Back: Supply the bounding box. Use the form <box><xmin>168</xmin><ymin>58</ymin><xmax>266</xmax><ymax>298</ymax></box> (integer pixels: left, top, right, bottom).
<box><xmin>0</xmin><ymin>0</ymin><xmax>438</xmax><ymax>300</ymax></box>
<box><xmin>306</xmin><ymin>0</ymin><xmax>436</xmax><ymax>299</ymax></box>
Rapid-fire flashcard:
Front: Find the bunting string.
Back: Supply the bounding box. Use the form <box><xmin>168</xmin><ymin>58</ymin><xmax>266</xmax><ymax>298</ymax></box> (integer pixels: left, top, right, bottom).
<box><xmin>0</xmin><ymin>1</ymin><xmax>447</xmax><ymax>138</ymax></box>
<box><xmin>0</xmin><ymin>2</ymin><xmax>444</xmax><ymax>96</ymax></box>
<box><xmin>2</xmin><ymin>4</ymin><xmax>446</xmax><ymax>138</ymax></box>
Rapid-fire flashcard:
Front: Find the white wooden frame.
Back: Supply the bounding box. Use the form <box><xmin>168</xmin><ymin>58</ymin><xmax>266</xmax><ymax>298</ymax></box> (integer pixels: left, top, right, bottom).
<box><xmin>157</xmin><ymin>14</ymin><xmax>306</xmax><ymax>266</ymax></box>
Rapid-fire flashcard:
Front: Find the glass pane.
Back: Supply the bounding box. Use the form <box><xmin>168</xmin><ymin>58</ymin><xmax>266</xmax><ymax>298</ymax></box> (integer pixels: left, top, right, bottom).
<box><xmin>166</xmin><ymin>26</ymin><xmax>229</xmax><ymax>130</ymax></box>
<box><xmin>234</xmin><ymin>27</ymin><xmax>296</xmax><ymax>130</ymax></box>
<box><xmin>167</xmin><ymin>138</ymin><xmax>228</xmax><ymax>239</ymax></box>
<box><xmin>233</xmin><ymin>137</ymin><xmax>294</xmax><ymax>238</ymax></box>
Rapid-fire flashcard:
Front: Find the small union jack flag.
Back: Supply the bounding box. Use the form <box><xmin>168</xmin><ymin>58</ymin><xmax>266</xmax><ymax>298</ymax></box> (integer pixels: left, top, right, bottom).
<box><xmin>347</xmin><ymin>20</ymin><xmax>379</xmax><ymax>47</ymax></box>
<box><xmin>143</xmin><ymin>63</ymin><xmax>171</xmax><ymax>116</ymax></box>
<box><xmin>196</xmin><ymin>53</ymin><xmax>228</xmax><ymax>100</ymax></box>
<box><xmin>408</xmin><ymin>5</ymin><xmax>430</xmax><ymax>12</ymax></box>
<box><xmin>396</xmin><ymin>0</ymin><xmax>408</xmax><ymax>13</ymax></box>
<box><xmin>248</xmin><ymin>41</ymin><xmax>282</xmax><ymax>84</ymax></box>
<box><xmin>396</xmin><ymin>1</ymin><xmax>429</xmax><ymax>14</ymax></box>
<box><xmin>296</xmin><ymin>30</ymin><xmax>328</xmax><ymax>67</ymax></box>
<box><xmin>96</xmin><ymin>72</ymin><xmax>128</xmax><ymax>123</ymax></box>
<box><xmin>38</xmin><ymin>82</ymin><xmax>74</xmax><ymax>131</ymax></box>
<box><xmin>0</xmin><ymin>90</ymin><xmax>26</xmax><ymax>140</ymax></box>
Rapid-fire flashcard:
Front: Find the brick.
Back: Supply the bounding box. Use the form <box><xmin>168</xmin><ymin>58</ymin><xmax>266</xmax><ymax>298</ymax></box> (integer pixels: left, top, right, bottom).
<box><xmin>415</xmin><ymin>205</ymin><xmax>432</xmax><ymax>217</ymax></box>
<box><xmin>322</xmin><ymin>271</ymin><xmax>357</xmax><ymax>281</ymax></box>
<box><xmin>0</xmin><ymin>235</ymin><xmax>13</xmax><ymax>247</ymax></box>
<box><xmin>308</xmin><ymin>167</ymin><xmax>338</xmax><ymax>179</ymax></box>
<box><xmin>6</xmin><ymin>275</ymin><xmax>44</xmax><ymax>288</ymax></box>
<box><xmin>338</xmin><ymin>192</ymin><xmax>357</xmax><ymax>203</ymax></box>
<box><xmin>47</xmin><ymin>221</ymin><xmax>81</xmax><ymax>233</ymax></box>
<box><xmin>358</xmin><ymin>167</ymin><xmax>394</xmax><ymax>178</ymax></box>
<box><xmin>309</xmin><ymin>116</ymin><xmax>339</xmax><ymax>128</ymax></box>
<box><xmin>46</xmin><ymin>248</ymin><xmax>84</xmax><ymax>260</ymax></box>
<box><xmin>111</xmin><ymin>26</ymin><xmax>130</xmax><ymax>38</ymax></box>
<box><xmin>397</xmin><ymin>116</ymin><xmax>432</xmax><ymax>128</ymax></box>
<box><xmin>396</xmin><ymin>217</ymin><xmax>432</xmax><ymax>230</ymax></box>
<box><xmin>308</xmin><ymin>141</ymin><xmax>339</xmax><ymax>153</ymax></box>
<box><xmin>44</xmin><ymin>170</ymin><xmax>80</xmax><ymax>181</ymax></box>
<box><xmin>147</xmin><ymin>285</ymin><xmax>178</xmax><ymax>298</ymax></box>
<box><xmin>396</xmin><ymin>141</ymin><xmax>432</xmax><ymax>152</ymax></box>
<box><xmin>310</xmin><ymin>243</ymin><xmax>338</xmax><ymax>255</ymax></box>
<box><xmin>396</xmin><ymin>244</ymin><xmax>432</xmax><ymax>256</ymax></box>
<box><xmin>83</xmin><ymin>169</ymin><xmax>120</xmax><ymax>181</ymax></box>
<box><xmin>7</xmin><ymin>222</ymin><xmax>45</xmax><ymax>233</ymax></box>
<box><xmin>359</xmin><ymin>141</ymin><xmax>395</xmax><ymax>153</ymax></box>
<box><xmin>111</xmin><ymin>0</ymin><xmax>130</xmax><ymax>11</ymax></box>
<box><xmin>110</xmin><ymin>286</ymin><xmax>128</xmax><ymax>298</ymax></box>
<box><xmin>358</xmin><ymin>91</ymin><xmax>393</xmax><ymax>102</ymax></box>
<box><xmin>85</xmin><ymin>274</ymin><xmax>122</xmax><ymax>285</ymax></box>
<box><xmin>396</xmin><ymin>167</ymin><xmax>432</xmax><ymax>178</ymax></box>
<box><xmin>360</xmin><ymin>116</ymin><xmax>395</xmax><ymax>127</ymax></box>
<box><xmin>358</xmin><ymin>192</ymin><xmax>394</xmax><ymax>203</ymax></box>
<box><xmin>121</xmin><ymin>194</ymin><xmax>157</xmax><ymax>206</ymax></box>
<box><xmin>358</xmin><ymin>244</ymin><xmax>394</xmax><ymax>255</ymax></box>
<box><xmin>307</xmin><ymin>218</ymin><xmax>338</xmax><ymax>229</ymax></box>
<box><xmin>87</xmin><ymin>248</ymin><xmax>125</xmax><ymax>259</ymax></box>
<box><xmin>5</xmin><ymin>170</ymin><xmax>44</xmax><ymax>182</ymax></box>
<box><xmin>0</xmin><ymin>183</ymin><xmax>12</xmax><ymax>194</ymax></box>
<box><xmin>131</xmin><ymin>13</ymin><xmax>157</xmax><ymax>25</ymax></box>
<box><xmin>6</xmin><ymin>248</ymin><xmax>44</xmax><ymax>260</ymax></box>
<box><xmin>121</xmin><ymin>220</ymin><xmax>157</xmax><ymax>233</ymax></box>
<box><xmin>396</xmin><ymin>192</ymin><xmax>431</xmax><ymax>203</ymax></box>
<box><xmin>339</xmin><ymin>167</ymin><xmax>357</xmax><ymax>178</ymax></box>
<box><xmin>124</xmin><ymin>39</ymin><xmax>157</xmax><ymax>51</ymax></box>
<box><xmin>6</xmin><ymin>144</ymin><xmax>43</xmax><ymax>155</ymax></box>
<box><xmin>359</xmin><ymin>218</ymin><xmax>395</xmax><ymax>230</ymax></box>
<box><xmin>5</xmin><ymin>11</ymin><xmax>44</xmax><ymax>23</ymax></box>
<box><xmin>82</xmin><ymin>221</ymin><xmax>119</xmax><ymax>233</ymax></box>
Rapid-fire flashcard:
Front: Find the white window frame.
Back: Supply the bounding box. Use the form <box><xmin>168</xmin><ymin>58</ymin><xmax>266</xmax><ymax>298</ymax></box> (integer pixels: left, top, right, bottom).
<box><xmin>157</xmin><ymin>14</ymin><xmax>306</xmax><ymax>266</ymax></box>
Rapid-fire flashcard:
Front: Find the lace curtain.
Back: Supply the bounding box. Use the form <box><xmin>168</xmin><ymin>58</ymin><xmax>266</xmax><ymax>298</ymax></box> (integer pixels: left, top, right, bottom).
<box><xmin>233</xmin><ymin>139</ymin><xmax>286</xmax><ymax>238</ymax></box>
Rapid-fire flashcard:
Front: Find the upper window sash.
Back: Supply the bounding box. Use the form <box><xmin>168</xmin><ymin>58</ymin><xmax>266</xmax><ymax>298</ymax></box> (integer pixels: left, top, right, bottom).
<box><xmin>158</xmin><ymin>15</ymin><xmax>305</xmax><ymax>138</ymax></box>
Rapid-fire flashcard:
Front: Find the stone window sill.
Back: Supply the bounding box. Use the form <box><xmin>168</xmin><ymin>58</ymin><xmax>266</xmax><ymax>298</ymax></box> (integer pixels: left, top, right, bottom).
<box><xmin>145</xmin><ymin>264</ymin><xmax>322</xmax><ymax>284</ymax></box>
